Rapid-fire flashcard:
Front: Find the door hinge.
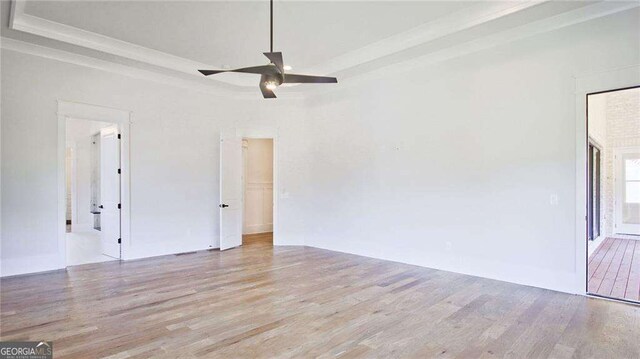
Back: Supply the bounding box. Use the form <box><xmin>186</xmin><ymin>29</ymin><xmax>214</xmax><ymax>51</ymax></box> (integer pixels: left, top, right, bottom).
<box><xmin>117</xmin><ymin>168</ymin><xmax>121</xmax><ymax>174</ymax></box>
<box><xmin>117</xmin><ymin>134</ymin><xmax>121</xmax><ymax>139</ymax></box>
<box><xmin>118</xmin><ymin>238</ymin><xmax>121</xmax><ymax>244</ymax></box>
<box><xmin>118</xmin><ymin>203</ymin><xmax>121</xmax><ymax>209</ymax></box>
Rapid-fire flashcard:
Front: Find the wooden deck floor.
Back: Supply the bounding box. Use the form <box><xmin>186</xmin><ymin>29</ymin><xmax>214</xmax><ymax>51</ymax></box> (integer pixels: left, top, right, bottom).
<box><xmin>2</xmin><ymin>240</ymin><xmax>640</xmax><ymax>358</ymax></box>
<box><xmin>588</xmin><ymin>237</ymin><xmax>640</xmax><ymax>302</ymax></box>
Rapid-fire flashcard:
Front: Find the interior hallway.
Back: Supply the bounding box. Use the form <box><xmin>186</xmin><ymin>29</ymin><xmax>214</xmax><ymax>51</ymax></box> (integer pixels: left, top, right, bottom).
<box><xmin>2</xmin><ymin>238</ymin><xmax>639</xmax><ymax>358</ymax></box>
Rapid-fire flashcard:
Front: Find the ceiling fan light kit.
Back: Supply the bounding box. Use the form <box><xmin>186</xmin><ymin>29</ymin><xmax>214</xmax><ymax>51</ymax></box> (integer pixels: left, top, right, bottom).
<box><xmin>198</xmin><ymin>0</ymin><xmax>337</xmax><ymax>98</ymax></box>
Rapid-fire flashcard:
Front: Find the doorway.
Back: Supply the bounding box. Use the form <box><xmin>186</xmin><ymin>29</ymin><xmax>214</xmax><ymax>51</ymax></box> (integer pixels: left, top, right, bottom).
<box><xmin>65</xmin><ymin>118</ymin><xmax>121</xmax><ymax>265</ymax></box>
<box><xmin>218</xmin><ymin>130</ymin><xmax>277</xmax><ymax>250</ymax></box>
<box><xmin>242</xmin><ymin>138</ymin><xmax>274</xmax><ymax>247</ymax></box>
<box><xmin>586</xmin><ymin>86</ymin><xmax>640</xmax><ymax>303</ymax></box>
<box><xmin>58</xmin><ymin>101</ymin><xmax>131</xmax><ymax>267</ymax></box>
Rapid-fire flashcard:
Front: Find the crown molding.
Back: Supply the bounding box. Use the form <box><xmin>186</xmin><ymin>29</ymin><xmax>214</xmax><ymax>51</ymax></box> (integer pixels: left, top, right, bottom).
<box><xmin>307</xmin><ymin>0</ymin><xmax>547</xmax><ymax>75</ymax></box>
<box><xmin>9</xmin><ymin>0</ymin><xmax>548</xmax><ymax>87</ymax></box>
<box><xmin>6</xmin><ymin>0</ymin><xmax>637</xmax><ymax>102</ymax></box>
<box><xmin>10</xmin><ymin>1</ymin><xmax>223</xmax><ymax>78</ymax></box>
<box><xmin>0</xmin><ymin>37</ymin><xmax>304</xmax><ymax>100</ymax></box>
<box><xmin>306</xmin><ymin>0</ymin><xmax>640</xmax><ymax>99</ymax></box>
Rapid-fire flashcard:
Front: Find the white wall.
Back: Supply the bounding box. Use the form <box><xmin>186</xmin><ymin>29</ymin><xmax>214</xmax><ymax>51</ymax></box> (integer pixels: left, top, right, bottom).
<box><xmin>243</xmin><ymin>138</ymin><xmax>273</xmax><ymax>234</ymax></box>
<box><xmin>1</xmin><ymin>7</ymin><xmax>638</xmax><ymax>296</ymax></box>
<box><xmin>1</xmin><ymin>49</ymin><xmax>308</xmax><ymax>276</ymax></box>
<box><xmin>299</xmin><ymin>9</ymin><xmax>640</xmax><ymax>293</ymax></box>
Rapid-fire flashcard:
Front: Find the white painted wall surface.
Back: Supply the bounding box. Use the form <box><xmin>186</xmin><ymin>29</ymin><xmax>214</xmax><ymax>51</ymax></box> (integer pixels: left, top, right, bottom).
<box><xmin>300</xmin><ymin>9</ymin><xmax>640</xmax><ymax>293</ymax></box>
<box><xmin>0</xmin><ymin>49</ymin><xmax>308</xmax><ymax>276</ymax></box>
<box><xmin>243</xmin><ymin>138</ymin><xmax>273</xmax><ymax>234</ymax></box>
<box><xmin>1</xmin><ymin>7</ymin><xmax>638</xmax><ymax>297</ymax></box>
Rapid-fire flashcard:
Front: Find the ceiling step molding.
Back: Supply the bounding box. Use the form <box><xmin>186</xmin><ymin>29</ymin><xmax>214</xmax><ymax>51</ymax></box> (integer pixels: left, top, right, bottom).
<box><xmin>307</xmin><ymin>0</ymin><xmax>640</xmax><ymax>97</ymax></box>
<box><xmin>8</xmin><ymin>0</ymin><xmax>550</xmax><ymax>88</ymax></box>
<box><xmin>9</xmin><ymin>0</ymin><xmax>223</xmax><ymax>78</ymax></box>
<box><xmin>307</xmin><ymin>0</ymin><xmax>548</xmax><ymax>76</ymax></box>
<box><xmin>0</xmin><ymin>37</ymin><xmax>306</xmax><ymax>100</ymax></box>
<box><xmin>6</xmin><ymin>0</ymin><xmax>638</xmax><ymax>98</ymax></box>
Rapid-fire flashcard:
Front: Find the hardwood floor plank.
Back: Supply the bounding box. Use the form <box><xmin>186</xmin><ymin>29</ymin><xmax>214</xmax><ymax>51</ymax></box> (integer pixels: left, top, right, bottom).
<box><xmin>589</xmin><ymin>238</ymin><xmax>623</xmax><ymax>293</ymax></box>
<box><xmin>626</xmin><ymin>240</ymin><xmax>640</xmax><ymax>301</ymax></box>
<box><xmin>611</xmin><ymin>239</ymin><xmax>636</xmax><ymax>298</ymax></box>
<box><xmin>2</xmin><ymin>234</ymin><xmax>640</xmax><ymax>358</ymax></box>
<box><xmin>598</xmin><ymin>238</ymin><xmax>630</xmax><ymax>295</ymax></box>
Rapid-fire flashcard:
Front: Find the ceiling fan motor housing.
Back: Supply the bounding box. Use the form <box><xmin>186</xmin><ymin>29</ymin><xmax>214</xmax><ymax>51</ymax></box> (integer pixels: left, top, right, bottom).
<box><xmin>263</xmin><ymin>65</ymin><xmax>283</xmax><ymax>86</ymax></box>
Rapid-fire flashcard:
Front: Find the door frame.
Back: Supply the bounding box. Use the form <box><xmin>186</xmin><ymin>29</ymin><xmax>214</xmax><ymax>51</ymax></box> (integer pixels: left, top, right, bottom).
<box><xmin>57</xmin><ymin>100</ymin><xmax>132</xmax><ymax>265</ymax></box>
<box><xmin>613</xmin><ymin>146</ymin><xmax>640</xmax><ymax>235</ymax></box>
<box><xmin>65</xmin><ymin>141</ymin><xmax>79</xmax><ymax>229</ymax></box>
<box><xmin>219</xmin><ymin>127</ymin><xmax>279</xmax><ymax>247</ymax></box>
<box><xmin>576</xmin><ymin>64</ymin><xmax>639</xmax><ymax>296</ymax></box>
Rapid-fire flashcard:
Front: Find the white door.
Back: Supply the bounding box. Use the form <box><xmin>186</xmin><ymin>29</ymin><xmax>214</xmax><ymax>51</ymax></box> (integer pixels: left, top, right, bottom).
<box><xmin>100</xmin><ymin>125</ymin><xmax>121</xmax><ymax>258</ymax></box>
<box><xmin>219</xmin><ymin>135</ymin><xmax>243</xmax><ymax>250</ymax></box>
<box><xmin>615</xmin><ymin>148</ymin><xmax>640</xmax><ymax>235</ymax></box>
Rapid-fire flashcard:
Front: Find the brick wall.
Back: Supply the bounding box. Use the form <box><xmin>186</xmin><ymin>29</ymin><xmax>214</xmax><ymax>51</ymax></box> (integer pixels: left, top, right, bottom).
<box><xmin>602</xmin><ymin>88</ymin><xmax>640</xmax><ymax>236</ymax></box>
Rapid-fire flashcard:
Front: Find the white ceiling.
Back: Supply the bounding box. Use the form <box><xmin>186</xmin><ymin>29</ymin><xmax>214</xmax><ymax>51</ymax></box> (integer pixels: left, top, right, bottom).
<box><xmin>3</xmin><ymin>0</ymin><xmax>639</xmax><ymax>96</ymax></box>
<box><xmin>24</xmin><ymin>1</ymin><xmax>474</xmax><ymax>70</ymax></box>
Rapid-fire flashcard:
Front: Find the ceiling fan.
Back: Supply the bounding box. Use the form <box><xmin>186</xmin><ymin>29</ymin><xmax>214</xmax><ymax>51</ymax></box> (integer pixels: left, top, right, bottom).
<box><xmin>198</xmin><ymin>0</ymin><xmax>337</xmax><ymax>99</ymax></box>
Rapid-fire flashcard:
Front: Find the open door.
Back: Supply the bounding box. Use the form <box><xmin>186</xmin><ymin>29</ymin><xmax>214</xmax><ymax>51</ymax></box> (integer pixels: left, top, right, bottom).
<box><xmin>100</xmin><ymin>125</ymin><xmax>121</xmax><ymax>259</ymax></box>
<box><xmin>219</xmin><ymin>135</ymin><xmax>243</xmax><ymax>250</ymax></box>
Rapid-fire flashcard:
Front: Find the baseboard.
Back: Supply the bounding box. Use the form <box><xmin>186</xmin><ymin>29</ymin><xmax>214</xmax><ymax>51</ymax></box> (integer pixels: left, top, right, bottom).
<box><xmin>243</xmin><ymin>224</ymin><xmax>273</xmax><ymax>234</ymax></box>
<box><xmin>1</xmin><ymin>253</ymin><xmax>65</xmax><ymax>277</ymax></box>
<box><xmin>305</xmin><ymin>241</ymin><xmax>577</xmax><ymax>295</ymax></box>
<box><xmin>69</xmin><ymin>223</ymin><xmax>95</xmax><ymax>232</ymax></box>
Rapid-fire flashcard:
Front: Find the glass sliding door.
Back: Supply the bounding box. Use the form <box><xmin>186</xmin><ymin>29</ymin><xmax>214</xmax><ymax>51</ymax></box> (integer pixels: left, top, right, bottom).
<box><xmin>588</xmin><ymin>142</ymin><xmax>602</xmax><ymax>241</ymax></box>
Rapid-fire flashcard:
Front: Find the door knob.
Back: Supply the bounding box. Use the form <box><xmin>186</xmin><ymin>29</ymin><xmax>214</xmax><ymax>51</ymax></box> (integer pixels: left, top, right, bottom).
<box><xmin>98</xmin><ymin>205</ymin><xmax>104</xmax><ymax>209</ymax></box>
<box><xmin>219</xmin><ymin>204</ymin><xmax>229</xmax><ymax>208</ymax></box>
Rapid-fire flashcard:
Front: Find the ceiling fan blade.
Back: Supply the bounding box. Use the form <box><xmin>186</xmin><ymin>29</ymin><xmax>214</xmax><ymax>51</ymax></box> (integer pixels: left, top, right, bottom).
<box><xmin>198</xmin><ymin>65</ymin><xmax>273</xmax><ymax>76</ymax></box>
<box><xmin>283</xmin><ymin>74</ymin><xmax>337</xmax><ymax>84</ymax></box>
<box><xmin>198</xmin><ymin>69</ymin><xmax>226</xmax><ymax>76</ymax></box>
<box><xmin>263</xmin><ymin>52</ymin><xmax>284</xmax><ymax>74</ymax></box>
<box><xmin>259</xmin><ymin>75</ymin><xmax>277</xmax><ymax>99</ymax></box>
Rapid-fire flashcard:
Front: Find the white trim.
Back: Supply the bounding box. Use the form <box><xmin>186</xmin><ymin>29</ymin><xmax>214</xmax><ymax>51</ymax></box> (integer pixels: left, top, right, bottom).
<box><xmin>0</xmin><ymin>38</ymin><xmax>274</xmax><ymax>99</ymax></box>
<box><xmin>11</xmin><ymin>2</ymin><xmax>215</xmax><ymax>78</ymax></box>
<box><xmin>7</xmin><ymin>0</ymin><xmax>637</xmax><ymax>96</ymax></box>
<box><xmin>613</xmin><ymin>146</ymin><xmax>640</xmax><ymax>236</ymax></box>
<box><xmin>575</xmin><ymin>65</ymin><xmax>640</xmax><ymax>296</ymax></box>
<box><xmin>58</xmin><ymin>100</ymin><xmax>132</xmax><ymax>265</ymax></box>
<box><xmin>308</xmin><ymin>1</ymin><xmax>640</xmax><ymax>97</ymax></box>
<box><xmin>307</xmin><ymin>1</ymin><xmax>546</xmax><ymax>75</ymax></box>
<box><xmin>9</xmin><ymin>0</ymin><xmax>545</xmax><ymax>85</ymax></box>
<box><xmin>65</xmin><ymin>141</ymin><xmax>79</xmax><ymax>227</ymax></box>
<box><xmin>70</xmin><ymin>224</ymin><xmax>96</xmax><ymax>233</ymax></box>
<box><xmin>244</xmin><ymin>224</ymin><xmax>274</xmax><ymax>235</ymax></box>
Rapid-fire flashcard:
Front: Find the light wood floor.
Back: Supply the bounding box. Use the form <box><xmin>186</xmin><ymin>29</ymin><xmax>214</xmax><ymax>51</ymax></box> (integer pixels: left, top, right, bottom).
<box><xmin>242</xmin><ymin>232</ymin><xmax>273</xmax><ymax>247</ymax></box>
<box><xmin>2</xmin><ymin>236</ymin><xmax>640</xmax><ymax>358</ymax></box>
